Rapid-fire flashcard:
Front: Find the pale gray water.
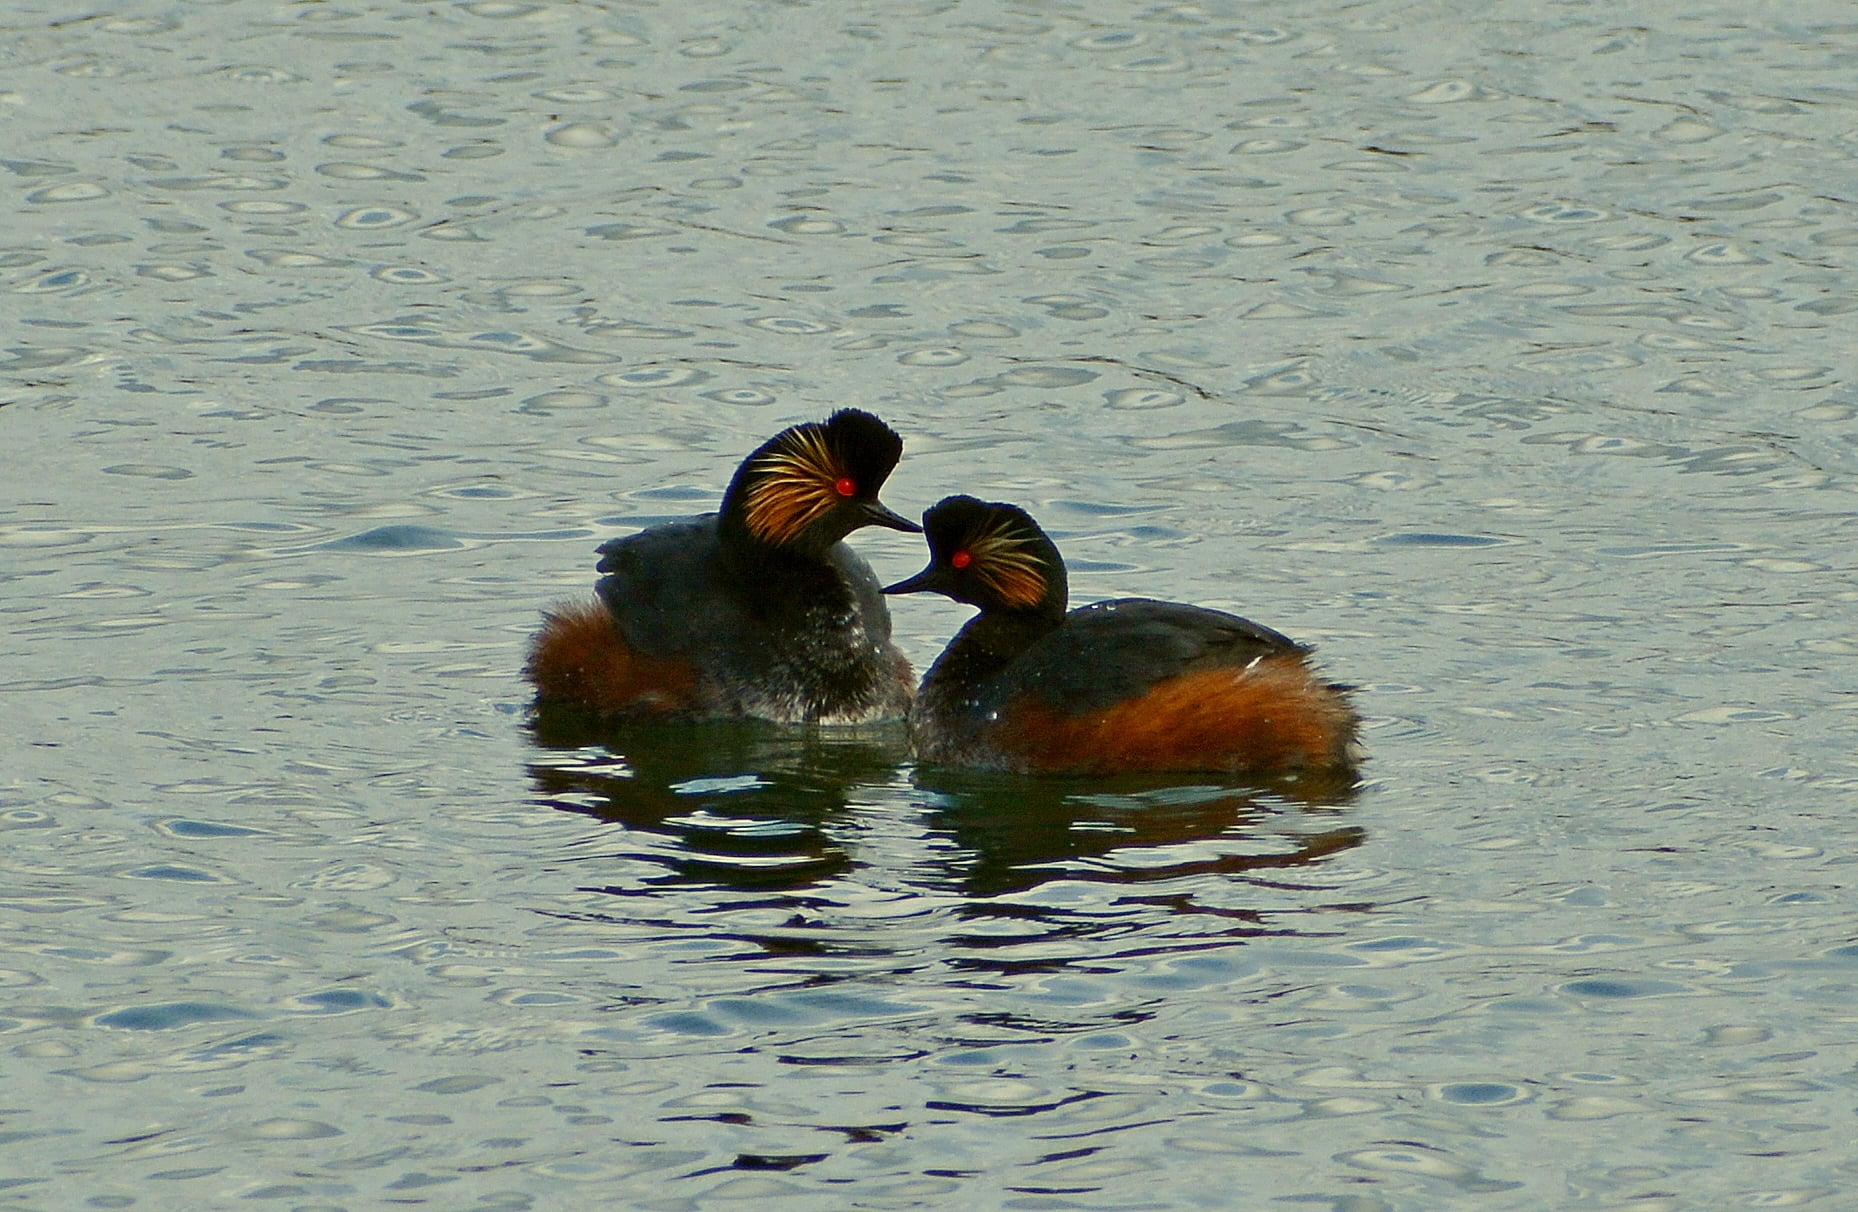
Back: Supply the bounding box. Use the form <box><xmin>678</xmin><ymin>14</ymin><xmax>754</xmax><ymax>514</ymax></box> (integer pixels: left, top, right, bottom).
<box><xmin>4</xmin><ymin>1</ymin><xmax>1857</xmax><ymax>1208</ymax></box>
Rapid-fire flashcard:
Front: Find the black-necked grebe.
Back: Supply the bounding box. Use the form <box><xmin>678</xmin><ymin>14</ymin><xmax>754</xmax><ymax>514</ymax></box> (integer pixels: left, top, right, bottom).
<box><xmin>883</xmin><ymin>495</ymin><xmax>1358</xmax><ymax>775</ymax></box>
<box><xmin>526</xmin><ymin>410</ymin><xmax>919</xmax><ymax>723</ymax></box>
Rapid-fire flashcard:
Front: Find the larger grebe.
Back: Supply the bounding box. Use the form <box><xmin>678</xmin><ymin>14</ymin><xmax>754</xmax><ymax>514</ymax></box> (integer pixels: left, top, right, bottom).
<box><xmin>884</xmin><ymin>496</ymin><xmax>1358</xmax><ymax>775</ymax></box>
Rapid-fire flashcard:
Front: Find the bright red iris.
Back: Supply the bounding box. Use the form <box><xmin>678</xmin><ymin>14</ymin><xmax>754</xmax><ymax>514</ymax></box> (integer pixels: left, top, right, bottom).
<box><xmin>834</xmin><ymin>476</ymin><xmax>857</xmax><ymax>497</ymax></box>
<box><xmin>951</xmin><ymin>550</ymin><xmax>972</xmax><ymax>569</ymax></box>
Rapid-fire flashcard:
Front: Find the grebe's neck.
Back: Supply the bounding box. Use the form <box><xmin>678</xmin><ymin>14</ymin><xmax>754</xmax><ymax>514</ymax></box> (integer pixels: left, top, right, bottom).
<box><xmin>917</xmin><ymin>606</ymin><xmax>1060</xmax><ymax>713</ymax></box>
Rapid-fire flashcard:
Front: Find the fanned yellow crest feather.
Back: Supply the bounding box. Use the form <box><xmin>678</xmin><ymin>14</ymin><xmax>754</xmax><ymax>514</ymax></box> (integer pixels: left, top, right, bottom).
<box><xmin>962</xmin><ymin>515</ymin><xmax>1048</xmax><ymax>609</ymax></box>
<box><xmin>741</xmin><ymin>424</ymin><xmax>847</xmax><ymax>545</ymax></box>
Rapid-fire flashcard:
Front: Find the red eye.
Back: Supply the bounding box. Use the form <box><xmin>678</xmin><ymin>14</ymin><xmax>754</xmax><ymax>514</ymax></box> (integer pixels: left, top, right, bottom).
<box><xmin>951</xmin><ymin>550</ymin><xmax>972</xmax><ymax>569</ymax></box>
<box><xmin>834</xmin><ymin>476</ymin><xmax>856</xmax><ymax>498</ymax></box>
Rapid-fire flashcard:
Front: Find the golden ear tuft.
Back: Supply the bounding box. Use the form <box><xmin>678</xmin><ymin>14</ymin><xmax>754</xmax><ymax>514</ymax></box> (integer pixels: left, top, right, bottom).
<box><xmin>962</xmin><ymin>515</ymin><xmax>1047</xmax><ymax>609</ymax></box>
<box><xmin>741</xmin><ymin>424</ymin><xmax>846</xmax><ymax>545</ymax></box>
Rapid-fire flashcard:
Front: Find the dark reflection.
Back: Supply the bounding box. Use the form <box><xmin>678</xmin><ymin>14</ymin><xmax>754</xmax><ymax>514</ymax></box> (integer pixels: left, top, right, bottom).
<box><xmin>527</xmin><ymin>706</ymin><xmax>909</xmax><ymax>892</ymax></box>
<box><xmin>526</xmin><ymin>708</ymin><xmax>1368</xmax><ymax>969</ymax></box>
<box><xmin>914</xmin><ymin>766</ymin><xmax>1363</xmax><ymax>900</ymax></box>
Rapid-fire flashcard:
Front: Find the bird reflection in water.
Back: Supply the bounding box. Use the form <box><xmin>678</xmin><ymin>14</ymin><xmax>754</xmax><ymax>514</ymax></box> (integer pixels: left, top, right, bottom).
<box><xmin>914</xmin><ymin>766</ymin><xmax>1363</xmax><ymax>901</ymax></box>
<box><xmin>527</xmin><ymin>706</ymin><xmax>910</xmax><ymax>892</ymax></box>
<box><xmin>530</xmin><ymin>706</ymin><xmax>1363</xmax><ymax>917</ymax></box>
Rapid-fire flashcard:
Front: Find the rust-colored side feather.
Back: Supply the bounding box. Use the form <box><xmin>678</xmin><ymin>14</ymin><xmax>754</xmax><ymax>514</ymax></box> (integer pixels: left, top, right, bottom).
<box><xmin>995</xmin><ymin>654</ymin><xmax>1357</xmax><ymax>775</ymax></box>
<box><xmin>524</xmin><ymin>600</ymin><xmax>699</xmax><ymax>716</ymax></box>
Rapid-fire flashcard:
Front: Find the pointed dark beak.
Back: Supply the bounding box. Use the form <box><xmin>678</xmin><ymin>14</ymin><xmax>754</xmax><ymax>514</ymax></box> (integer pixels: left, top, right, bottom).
<box><xmin>882</xmin><ymin>565</ymin><xmax>941</xmax><ymax>596</ymax></box>
<box><xmin>864</xmin><ymin>500</ymin><xmax>922</xmax><ymax>534</ymax></box>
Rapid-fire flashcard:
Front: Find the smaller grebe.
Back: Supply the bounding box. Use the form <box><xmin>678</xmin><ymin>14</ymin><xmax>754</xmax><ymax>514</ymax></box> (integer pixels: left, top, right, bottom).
<box><xmin>525</xmin><ymin>410</ymin><xmax>919</xmax><ymax>723</ymax></box>
<box><xmin>883</xmin><ymin>496</ymin><xmax>1359</xmax><ymax>776</ymax></box>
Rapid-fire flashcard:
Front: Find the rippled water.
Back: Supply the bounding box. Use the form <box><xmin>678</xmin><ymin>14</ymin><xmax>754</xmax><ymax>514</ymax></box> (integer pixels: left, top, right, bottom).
<box><xmin>5</xmin><ymin>0</ymin><xmax>1857</xmax><ymax>1207</ymax></box>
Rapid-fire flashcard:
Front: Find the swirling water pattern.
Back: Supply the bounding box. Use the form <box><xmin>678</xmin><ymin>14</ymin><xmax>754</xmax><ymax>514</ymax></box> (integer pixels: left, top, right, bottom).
<box><xmin>3</xmin><ymin>0</ymin><xmax>1855</xmax><ymax>1206</ymax></box>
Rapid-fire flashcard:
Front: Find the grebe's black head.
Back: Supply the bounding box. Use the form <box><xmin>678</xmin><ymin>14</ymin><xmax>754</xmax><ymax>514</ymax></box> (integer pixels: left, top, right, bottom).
<box><xmin>882</xmin><ymin>495</ymin><xmax>1066</xmax><ymax>614</ymax></box>
<box><xmin>721</xmin><ymin>409</ymin><xmax>918</xmax><ymax>552</ymax></box>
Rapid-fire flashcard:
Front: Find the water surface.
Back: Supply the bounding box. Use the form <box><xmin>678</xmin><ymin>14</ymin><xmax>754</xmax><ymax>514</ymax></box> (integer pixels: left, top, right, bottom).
<box><xmin>4</xmin><ymin>1</ymin><xmax>1856</xmax><ymax>1207</ymax></box>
